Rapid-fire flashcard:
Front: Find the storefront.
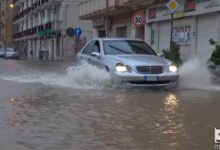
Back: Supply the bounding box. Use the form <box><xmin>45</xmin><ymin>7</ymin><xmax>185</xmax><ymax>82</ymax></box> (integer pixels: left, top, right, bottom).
<box><xmin>146</xmin><ymin>0</ymin><xmax>220</xmax><ymax>60</ymax></box>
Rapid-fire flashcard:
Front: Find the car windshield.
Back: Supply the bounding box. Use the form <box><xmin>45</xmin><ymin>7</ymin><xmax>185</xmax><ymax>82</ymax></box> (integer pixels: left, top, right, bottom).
<box><xmin>103</xmin><ymin>40</ymin><xmax>157</xmax><ymax>55</ymax></box>
<box><xmin>0</xmin><ymin>48</ymin><xmax>4</xmax><ymax>51</ymax></box>
<box><xmin>6</xmin><ymin>48</ymin><xmax>16</xmax><ymax>52</ymax></box>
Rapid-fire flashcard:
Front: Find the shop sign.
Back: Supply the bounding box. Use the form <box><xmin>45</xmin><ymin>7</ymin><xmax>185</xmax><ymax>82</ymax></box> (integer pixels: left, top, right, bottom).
<box><xmin>156</xmin><ymin>6</ymin><xmax>171</xmax><ymax>18</ymax></box>
<box><xmin>132</xmin><ymin>11</ymin><xmax>145</xmax><ymax>27</ymax></box>
<box><xmin>37</xmin><ymin>29</ymin><xmax>60</xmax><ymax>38</ymax></box>
<box><xmin>148</xmin><ymin>8</ymin><xmax>156</xmax><ymax>19</ymax></box>
<box><xmin>196</xmin><ymin>0</ymin><xmax>220</xmax><ymax>12</ymax></box>
<box><xmin>184</xmin><ymin>0</ymin><xmax>196</xmax><ymax>12</ymax></box>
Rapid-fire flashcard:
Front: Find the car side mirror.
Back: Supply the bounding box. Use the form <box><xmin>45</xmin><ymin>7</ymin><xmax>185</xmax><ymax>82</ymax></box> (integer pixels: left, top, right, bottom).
<box><xmin>91</xmin><ymin>52</ymin><xmax>100</xmax><ymax>58</ymax></box>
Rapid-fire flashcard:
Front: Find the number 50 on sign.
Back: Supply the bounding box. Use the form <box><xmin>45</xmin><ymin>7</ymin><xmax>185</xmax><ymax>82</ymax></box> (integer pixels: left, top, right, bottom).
<box><xmin>132</xmin><ymin>11</ymin><xmax>145</xmax><ymax>27</ymax></box>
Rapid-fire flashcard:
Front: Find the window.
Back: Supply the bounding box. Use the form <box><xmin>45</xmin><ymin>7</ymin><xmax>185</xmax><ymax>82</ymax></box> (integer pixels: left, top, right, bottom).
<box><xmin>116</xmin><ymin>26</ymin><xmax>127</xmax><ymax>38</ymax></box>
<box><xmin>92</xmin><ymin>41</ymin><xmax>100</xmax><ymax>53</ymax></box>
<box><xmin>82</xmin><ymin>41</ymin><xmax>95</xmax><ymax>55</ymax></box>
<box><xmin>98</xmin><ymin>30</ymin><xmax>106</xmax><ymax>38</ymax></box>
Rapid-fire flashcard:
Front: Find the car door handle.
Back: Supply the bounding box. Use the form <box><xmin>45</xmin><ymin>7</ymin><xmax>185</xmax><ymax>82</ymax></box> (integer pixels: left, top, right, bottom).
<box><xmin>88</xmin><ymin>58</ymin><xmax>91</xmax><ymax>61</ymax></box>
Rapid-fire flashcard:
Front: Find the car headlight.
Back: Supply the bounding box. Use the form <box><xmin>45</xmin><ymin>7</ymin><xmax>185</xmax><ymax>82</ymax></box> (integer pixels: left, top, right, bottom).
<box><xmin>115</xmin><ymin>63</ymin><xmax>132</xmax><ymax>73</ymax></box>
<box><xmin>169</xmin><ymin>65</ymin><xmax>177</xmax><ymax>72</ymax></box>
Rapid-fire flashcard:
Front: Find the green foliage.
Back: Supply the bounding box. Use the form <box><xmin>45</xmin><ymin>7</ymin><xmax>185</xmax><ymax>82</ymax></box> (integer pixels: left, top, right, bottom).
<box><xmin>162</xmin><ymin>43</ymin><xmax>182</xmax><ymax>66</ymax></box>
<box><xmin>209</xmin><ymin>45</ymin><xmax>220</xmax><ymax>65</ymax></box>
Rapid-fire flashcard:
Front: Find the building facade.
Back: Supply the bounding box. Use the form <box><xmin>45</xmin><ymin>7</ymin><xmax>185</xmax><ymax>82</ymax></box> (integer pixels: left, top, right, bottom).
<box><xmin>79</xmin><ymin>0</ymin><xmax>146</xmax><ymax>40</ymax></box>
<box><xmin>79</xmin><ymin>0</ymin><xmax>220</xmax><ymax>61</ymax></box>
<box><xmin>13</xmin><ymin>0</ymin><xmax>92</xmax><ymax>60</ymax></box>
<box><xmin>0</xmin><ymin>0</ymin><xmax>13</xmax><ymax>48</ymax></box>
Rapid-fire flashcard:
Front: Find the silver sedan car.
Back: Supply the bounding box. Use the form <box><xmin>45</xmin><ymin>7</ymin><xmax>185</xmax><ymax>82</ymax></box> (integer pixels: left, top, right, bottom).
<box><xmin>76</xmin><ymin>38</ymin><xmax>179</xmax><ymax>87</ymax></box>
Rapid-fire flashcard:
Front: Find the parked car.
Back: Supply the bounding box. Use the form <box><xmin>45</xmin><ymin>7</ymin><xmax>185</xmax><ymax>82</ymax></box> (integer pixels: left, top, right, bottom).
<box><xmin>76</xmin><ymin>38</ymin><xmax>179</xmax><ymax>88</ymax></box>
<box><xmin>0</xmin><ymin>48</ymin><xmax>5</xmax><ymax>57</ymax></box>
<box><xmin>4</xmin><ymin>48</ymin><xmax>19</xmax><ymax>59</ymax></box>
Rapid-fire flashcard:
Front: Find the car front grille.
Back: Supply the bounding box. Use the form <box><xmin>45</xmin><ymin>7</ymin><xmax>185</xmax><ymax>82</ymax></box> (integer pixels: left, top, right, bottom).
<box><xmin>127</xmin><ymin>80</ymin><xmax>171</xmax><ymax>85</ymax></box>
<box><xmin>136</xmin><ymin>66</ymin><xmax>164</xmax><ymax>74</ymax></box>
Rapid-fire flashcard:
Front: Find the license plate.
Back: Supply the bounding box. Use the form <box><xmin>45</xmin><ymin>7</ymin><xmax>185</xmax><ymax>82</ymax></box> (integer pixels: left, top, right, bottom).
<box><xmin>144</xmin><ymin>76</ymin><xmax>159</xmax><ymax>81</ymax></box>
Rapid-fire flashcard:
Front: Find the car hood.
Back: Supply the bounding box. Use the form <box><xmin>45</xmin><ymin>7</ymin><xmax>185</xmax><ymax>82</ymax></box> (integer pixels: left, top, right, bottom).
<box><xmin>106</xmin><ymin>54</ymin><xmax>170</xmax><ymax>66</ymax></box>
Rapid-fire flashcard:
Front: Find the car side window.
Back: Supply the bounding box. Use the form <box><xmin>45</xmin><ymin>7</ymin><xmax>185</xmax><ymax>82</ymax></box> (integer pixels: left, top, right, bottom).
<box><xmin>82</xmin><ymin>41</ymin><xmax>95</xmax><ymax>55</ymax></box>
<box><xmin>92</xmin><ymin>41</ymin><xmax>101</xmax><ymax>53</ymax></box>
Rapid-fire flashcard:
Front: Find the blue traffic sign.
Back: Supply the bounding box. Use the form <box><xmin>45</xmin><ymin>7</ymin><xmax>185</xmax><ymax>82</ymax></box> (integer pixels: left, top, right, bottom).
<box><xmin>74</xmin><ymin>28</ymin><xmax>82</xmax><ymax>37</ymax></box>
<box><xmin>66</xmin><ymin>28</ymin><xmax>74</xmax><ymax>36</ymax></box>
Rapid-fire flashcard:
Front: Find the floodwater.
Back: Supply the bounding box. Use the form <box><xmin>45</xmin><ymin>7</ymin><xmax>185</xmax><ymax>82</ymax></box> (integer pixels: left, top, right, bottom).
<box><xmin>0</xmin><ymin>58</ymin><xmax>220</xmax><ymax>150</ymax></box>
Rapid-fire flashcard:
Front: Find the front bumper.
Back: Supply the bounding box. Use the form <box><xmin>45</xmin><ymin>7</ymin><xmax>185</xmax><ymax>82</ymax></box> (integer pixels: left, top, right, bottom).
<box><xmin>111</xmin><ymin>71</ymin><xmax>179</xmax><ymax>87</ymax></box>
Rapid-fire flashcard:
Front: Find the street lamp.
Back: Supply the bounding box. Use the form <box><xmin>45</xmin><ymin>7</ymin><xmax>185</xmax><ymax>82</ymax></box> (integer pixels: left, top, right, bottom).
<box><xmin>9</xmin><ymin>4</ymin><xmax>14</xmax><ymax>8</ymax></box>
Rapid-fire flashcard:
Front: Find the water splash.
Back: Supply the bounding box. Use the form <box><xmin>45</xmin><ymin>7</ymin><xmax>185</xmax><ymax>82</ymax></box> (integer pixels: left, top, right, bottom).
<box><xmin>0</xmin><ymin>62</ymin><xmax>111</xmax><ymax>89</ymax></box>
<box><xmin>179</xmin><ymin>59</ymin><xmax>220</xmax><ymax>90</ymax></box>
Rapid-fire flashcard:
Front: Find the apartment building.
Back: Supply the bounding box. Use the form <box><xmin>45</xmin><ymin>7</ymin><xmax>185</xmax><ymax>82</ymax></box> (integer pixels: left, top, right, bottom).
<box><xmin>0</xmin><ymin>0</ymin><xmax>13</xmax><ymax>48</ymax></box>
<box><xmin>13</xmin><ymin>0</ymin><xmax>92</xmax><ymax>60</ymax></box>
<box><xmin>79</xmin><ymin>0</ymin><xmax>220</xmax><ymax>60</ymax></box>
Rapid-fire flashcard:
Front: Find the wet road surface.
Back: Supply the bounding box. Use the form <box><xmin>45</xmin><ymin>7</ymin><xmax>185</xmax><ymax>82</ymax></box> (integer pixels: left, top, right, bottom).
<box><xmin>0</xmin><ymin>59</ymin><xmax>220</xmax><ymax>150</ymax></box>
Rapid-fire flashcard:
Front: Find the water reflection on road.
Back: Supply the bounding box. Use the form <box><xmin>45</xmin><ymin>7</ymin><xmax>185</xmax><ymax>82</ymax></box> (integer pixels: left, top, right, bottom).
<box><xmin>0</xmin><ymin>88</ymin><xmax>219</xmax><ymax>150</ymax></box>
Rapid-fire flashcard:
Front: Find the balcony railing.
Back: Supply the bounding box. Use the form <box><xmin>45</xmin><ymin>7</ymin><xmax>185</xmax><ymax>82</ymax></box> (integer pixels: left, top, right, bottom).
<box><xmin>79</xmin><ymin>0</ymin><xmax>132</xmax><ymax>19</ymax></box>
<box><xmin>13</xmin><ymin>21</ymin><xmax>62</xmax><ymax>39</ymax></box>
<box><xmin>123</xmin><ymin>0</ymin><xmax>168</xmax><ymax>5</ymax></box>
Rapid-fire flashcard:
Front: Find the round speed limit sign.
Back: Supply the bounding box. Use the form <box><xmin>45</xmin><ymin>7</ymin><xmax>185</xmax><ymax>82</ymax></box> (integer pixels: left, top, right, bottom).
<box><xmin>132</xmin><ymin>11</ymin><xmax>145</xmax><ymax>27</ymax></box>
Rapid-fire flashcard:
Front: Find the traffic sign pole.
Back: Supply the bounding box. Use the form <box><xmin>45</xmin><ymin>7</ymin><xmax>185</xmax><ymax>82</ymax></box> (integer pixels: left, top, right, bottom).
<box><xmin>166</xmin><ymin>0</ymin><xmax>179</xmax><ymax>52</ymax></box>
<box><xmin>170</xmin><ymin>12</ymin><xmax>174</xmax><ymax>52</ymax></box>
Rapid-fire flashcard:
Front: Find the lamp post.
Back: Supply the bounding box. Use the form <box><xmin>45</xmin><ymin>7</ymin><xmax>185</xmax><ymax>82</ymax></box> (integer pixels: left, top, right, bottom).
<box><xmin>105</xmin><ymin>0</ymin><xmax>109</xmax><ymax>37</ymax></box>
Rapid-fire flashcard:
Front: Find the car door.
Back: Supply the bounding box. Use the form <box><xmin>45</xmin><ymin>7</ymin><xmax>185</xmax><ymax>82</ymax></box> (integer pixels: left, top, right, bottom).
<box><xmin>79</xmin><ymin>40</ymin><xmax>95</xmax><ymax>62</ymax></box>
<box><xmin>79</xmin><ymin>40</ymin><xmax>105</xmax><ymax>68</ymax></box>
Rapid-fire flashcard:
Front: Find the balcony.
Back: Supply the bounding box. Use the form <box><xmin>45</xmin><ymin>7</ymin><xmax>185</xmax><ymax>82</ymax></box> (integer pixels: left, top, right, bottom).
<box><xmin>79</xmin><ymin>0</ymin><xmax>132</xmax><ymax>20</ymax></box>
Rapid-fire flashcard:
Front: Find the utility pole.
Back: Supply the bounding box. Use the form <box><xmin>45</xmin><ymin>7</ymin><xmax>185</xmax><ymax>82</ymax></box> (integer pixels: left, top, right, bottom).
<box><xmin>105</xmin><ymin>0</ymin><xmax>109</xmax><ymax>37</ymax></box>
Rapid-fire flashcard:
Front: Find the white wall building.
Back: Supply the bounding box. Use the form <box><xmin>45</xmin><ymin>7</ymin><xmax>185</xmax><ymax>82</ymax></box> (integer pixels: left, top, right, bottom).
<box><xmin>13</xmin><ymin>0</ymin><xmax>92</xmax><ymax>60</ymax></box>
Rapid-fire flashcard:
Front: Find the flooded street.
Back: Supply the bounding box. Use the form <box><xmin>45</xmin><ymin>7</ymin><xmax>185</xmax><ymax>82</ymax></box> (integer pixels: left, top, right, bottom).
<box><xmin>0</xmin><ymin>59</ymin><xmax>220</xmax><ymax>150</ymax></box>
